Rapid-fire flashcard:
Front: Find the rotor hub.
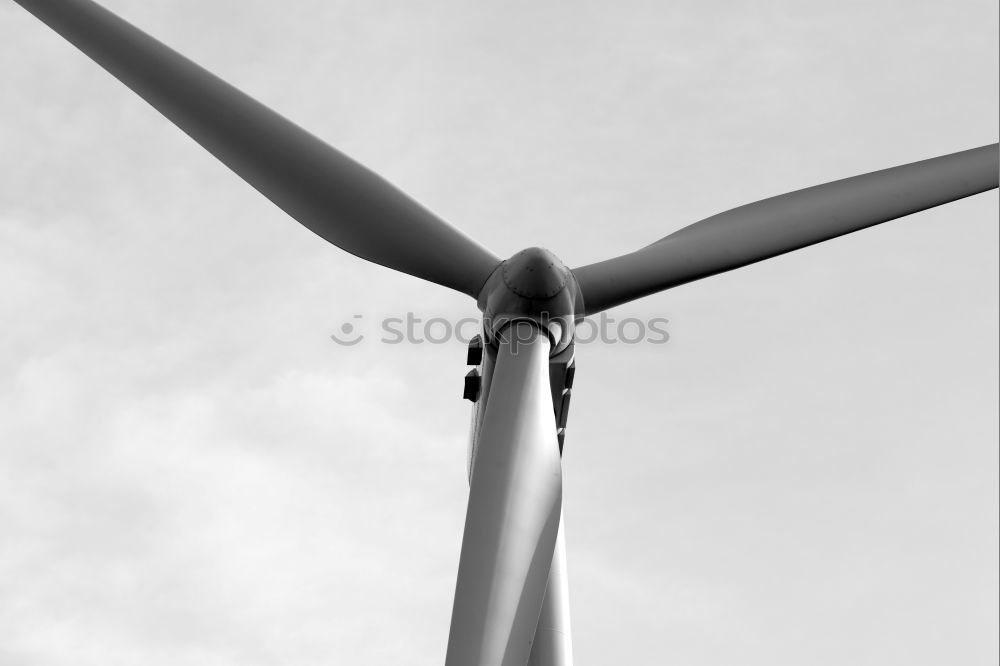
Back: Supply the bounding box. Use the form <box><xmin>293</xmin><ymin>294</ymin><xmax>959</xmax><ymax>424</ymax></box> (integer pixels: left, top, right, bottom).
<box><xmin>477</xmin><ymin>247</ymin><xmax>583</xmax><ymax>353</ymax></box>
<box><xmin>500</xmin><ymin>247</ymin><xmax>569</xmax><ymax>299</ymax></box>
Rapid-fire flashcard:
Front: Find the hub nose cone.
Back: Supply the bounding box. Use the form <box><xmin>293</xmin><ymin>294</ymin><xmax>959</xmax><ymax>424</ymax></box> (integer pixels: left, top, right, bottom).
<box><xmin>477</xmin><ymin>247</ymin><xmax>582</xmax><ymax>354</ymax></box>
<box><xmin>501</xmin><ymin>247</ymin><xmax>569</xmax><ymax>299</ymax></box>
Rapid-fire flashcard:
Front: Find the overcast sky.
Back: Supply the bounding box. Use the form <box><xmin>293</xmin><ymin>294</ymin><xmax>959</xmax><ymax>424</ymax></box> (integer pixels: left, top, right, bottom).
<box><xmin>1</xmin><ymin>1</ymin><xmax>997</xmax><ymax>664</ymax></box>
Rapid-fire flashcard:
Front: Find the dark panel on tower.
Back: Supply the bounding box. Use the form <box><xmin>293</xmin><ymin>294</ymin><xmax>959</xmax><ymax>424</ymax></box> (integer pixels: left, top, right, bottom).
<box><xmin>467</xmin><ymin>334</ymin><xmax>484</xmax><ymax>366</ymax></box>
<box><xmin>463</xmin><ymin>368</ymin><xmax>481</xmax><ymax>402</ymax></box>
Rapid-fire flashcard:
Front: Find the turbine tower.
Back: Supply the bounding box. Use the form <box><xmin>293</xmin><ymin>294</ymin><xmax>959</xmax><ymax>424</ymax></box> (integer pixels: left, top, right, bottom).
<box><xmin>10</xmin><ymin>1</ymin><xmax>999</xmax><ymax>664</ymax></box>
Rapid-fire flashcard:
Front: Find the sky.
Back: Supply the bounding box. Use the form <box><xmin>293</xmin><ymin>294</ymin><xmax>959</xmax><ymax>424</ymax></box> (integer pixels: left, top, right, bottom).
<box><xmin>0</xmin><ymin>1</ymin><xmax>997</xmax><ymax>664</ymax></box>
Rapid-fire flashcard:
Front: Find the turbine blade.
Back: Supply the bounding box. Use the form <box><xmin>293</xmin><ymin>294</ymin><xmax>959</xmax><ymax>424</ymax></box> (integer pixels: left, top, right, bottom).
<box><xmin>447</xmin><ymin>322</ymin><xmax>562</xmax><ymax>666</ymax></box>
<box><xmin>13</xmin><ymin>0</ymin><xmax>500</xmax><ymax>297</ymax></box>
<box><xmin>528</xmin><ymin>511</ymin><xmax>574</xmax><ymax>666</ymax></box>
<box><xmin>573</xmin><ymin>144</ymin><xmax>999</xmax><ymax>314</ymax></box>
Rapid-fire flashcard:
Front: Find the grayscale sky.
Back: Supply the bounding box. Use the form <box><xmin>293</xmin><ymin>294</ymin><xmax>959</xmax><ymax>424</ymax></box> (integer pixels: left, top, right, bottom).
<box><xmin>1</xmin><ymin>1</ymin><xmax>997</xmax><ymax>664</ymax></box>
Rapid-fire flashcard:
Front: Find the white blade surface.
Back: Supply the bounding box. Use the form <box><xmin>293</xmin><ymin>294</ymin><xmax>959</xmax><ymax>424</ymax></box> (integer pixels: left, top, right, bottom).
<box><xmin>528</xmin><ymin>511</ymin><xmax>574</xmax><ymax>666</ymax></box>
<box><xmin>446</xmin><ymin>323</ymin><xmax>563</xmax><ymax>666</ymax></box>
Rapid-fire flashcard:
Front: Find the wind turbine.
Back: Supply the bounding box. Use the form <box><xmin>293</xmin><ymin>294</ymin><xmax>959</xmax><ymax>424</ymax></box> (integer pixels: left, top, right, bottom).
<box><xmin>7</xmin><ymin>1</ymin><xmax>998</xmax><ymax>665</ymax></box>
